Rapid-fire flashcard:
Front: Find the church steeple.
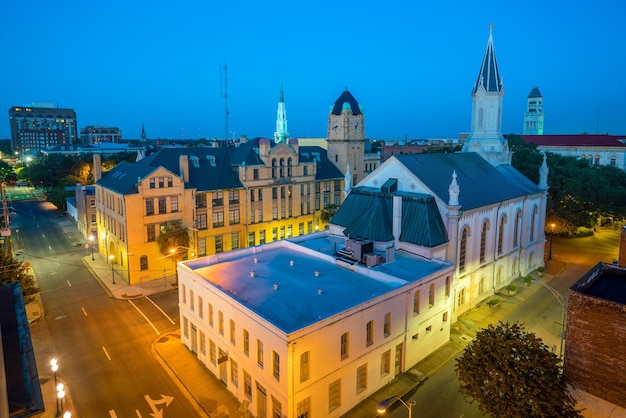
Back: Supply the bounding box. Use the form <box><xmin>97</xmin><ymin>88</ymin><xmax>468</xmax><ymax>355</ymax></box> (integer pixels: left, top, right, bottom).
<box><xmin>141</xmin><ymin>123</ymin><xmax>147</xmax><ymax>143</ymax></box>
<box><xmin>274</xmin><ymin>80</ymin><xmax>288</xmax><ymax>143</ymax></box>
<box><xmin>462</xmin><ymin>25</ymin><xmax>511</xmax><ymax>166</ymax></box>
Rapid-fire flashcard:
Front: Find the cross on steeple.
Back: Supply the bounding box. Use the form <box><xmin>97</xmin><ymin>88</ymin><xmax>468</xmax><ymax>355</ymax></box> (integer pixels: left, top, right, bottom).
<box><xmin>489</xmin><ymin>23</ymin><xmax>495</xmax><ymax>35</ymax></box>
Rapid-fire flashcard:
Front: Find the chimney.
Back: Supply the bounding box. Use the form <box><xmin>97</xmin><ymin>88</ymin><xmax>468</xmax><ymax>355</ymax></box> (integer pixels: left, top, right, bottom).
<box><xmin>259</xmin><ymin>138</ymin><xmax>271</xmax><ymax>160</ymax></box>
<box><xmin>179</xmin><ymin>155</ymin><xmax>189</xmax><ymax>183</ymax></box>
<box><xmin>392</xmin><ymin>195</ymin><xmax>402</xmax><ymax>249</ymax></box>
<box><xmin>619</xmin><ymin>226</ymin><xmax>626</xmax><ymax>267</ymax></box>
<box><xmin>288</xmin><ymin>138</ymin><xmax>299</xmax><ymax>154</ymax></box>
<box><xmin>93</xmin><ymin>154</ymin><xmax>102</xmax><ymax>182</ymax></box>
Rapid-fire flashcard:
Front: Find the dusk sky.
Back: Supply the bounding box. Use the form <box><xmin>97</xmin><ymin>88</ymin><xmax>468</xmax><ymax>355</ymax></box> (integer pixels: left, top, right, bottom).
<box><xmin>1</xmin><ymin>0</ymin><xmax>625</xmax><ymax>141</ymax></box>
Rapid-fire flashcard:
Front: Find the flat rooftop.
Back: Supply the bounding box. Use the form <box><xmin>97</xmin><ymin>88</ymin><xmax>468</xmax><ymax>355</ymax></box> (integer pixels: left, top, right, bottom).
<box><xmin>184</xmin><ymin>232</ymin><xmax>451</xmax><ymax>333</ymax></box>
<box><xmin>572</xmin><ymin>262</ymin><xmax>626</xmax><ymax>305</ymax></box>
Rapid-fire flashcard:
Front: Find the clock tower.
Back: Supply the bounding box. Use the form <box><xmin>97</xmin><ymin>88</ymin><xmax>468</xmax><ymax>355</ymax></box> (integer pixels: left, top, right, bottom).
<box><xmin>327</xmin><ymin>88</ymin><xmax>365</xmax><ymax>186</ymax></box>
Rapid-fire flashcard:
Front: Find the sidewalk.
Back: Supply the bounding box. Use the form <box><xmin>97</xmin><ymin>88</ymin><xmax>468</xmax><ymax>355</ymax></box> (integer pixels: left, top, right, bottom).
<box><xmin>26</xmin><ymin>220</ymin><xmax>626</xmax><ymax>418</ymax></box>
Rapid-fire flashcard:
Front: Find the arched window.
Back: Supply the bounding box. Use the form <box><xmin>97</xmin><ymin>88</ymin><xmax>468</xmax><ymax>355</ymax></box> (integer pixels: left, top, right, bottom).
<box><xmin>478</xmin><ymin>276</ymin><xmax>485</xmax><ymax>295</ymax></box>
<box><xmin>458</xmin><ymin>287</ymin><xmax>466</xmax><ymax>307</ymax></box>
<box><xmin>497</xmin><ymin>214</ymin><xmax>506</xmax><ymax>255</ymax></box>
<box><xmin>478</xmin><ymin>108</ymin><xmax>484</xmax><ymax>129</ymax></box>
<box><xmin>610</xmin><ymin>156</ymin><xmax>617</xmax><ymax>166</ymax></box>
<box><xmin>512</xmin><ymin>259</ymin><xmax>518</xmax><ymax>277</ymax></box>
<box><xmin>528</xmin><ymin>252</ymin><xmax>534</xmax><ymax>271</ymax></box>
<box><xmin>513</xmin><ymin>209</ymin><xmax>522</xmax><ymax>247</ymax></box>
<box><xmin>594</xmin><ymin>155</ymin><xmax>600</xmax><ymax>165</ymax></box>
<box><xmin>480</xmin><ymin>220</ymin><xmax>489</xmax><ymax>263</ymax></box>
<box><xmin>459</xmin><ymin>226</ymin><xmax>469</xmax><ymax>272</ymax></box>
<box><xmin>287</xmin><ymin>158</ymin><xmax>292</xmax><ymax>176</ymax></box>
<box><xmin>279</xmin><ymin>158</ymin><xmax>285</xmax><ymax>177</ymax></box>
<box><xmin>530</xmin><ymin>206</ymin><xmax>538</xmax><ymax>242</ymax></box>
<box><xmin>140</xmin><ymin>255</ymin><xmax>148</xmax><ymax>270</ymax></box>
<box><xmin>271</xmin><ymin>159</ymin><xmax>277</xmax><ymax>178</ymax></box>
<box><xmin>495</xmin><ymin>266</ymin><xmax>503</xmax><ymax>286</ymax></box>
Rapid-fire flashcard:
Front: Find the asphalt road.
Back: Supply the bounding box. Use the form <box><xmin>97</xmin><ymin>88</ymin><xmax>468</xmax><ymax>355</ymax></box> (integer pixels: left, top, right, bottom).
<box><xmin>18</xmin><ymin>200</ymin><xmax>202</xmax><ymax>417</ymax></box>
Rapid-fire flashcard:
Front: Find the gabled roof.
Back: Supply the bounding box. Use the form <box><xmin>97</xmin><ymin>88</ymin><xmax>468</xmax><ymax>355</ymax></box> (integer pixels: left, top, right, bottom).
<box><xmin>395</xmin><ymin>153</ymin><xmax>541</xmax><ymax>210</ymax></box>
<box><xmin>522</xmin><ymin>134</ymin><xmax>626</xmax><ymax>148</ymax></box>
<box><xmin>472</xmin><ymin>29</ymin><xmax>503</xmax><ymax>94</ymax></box>
<box><xmin>331</xmin><ymin>189</ymin><xmax>448</xmax><ymax>247</ymax></box>
<box><xmin>528</xmin><ymin>86</ymin><xmax>542</xmax><ymax>98</ymax></box>
<box><xmin>331</xmin><ymin>89</ymin><xmax>362</xmax><ymax>115</ymax></box>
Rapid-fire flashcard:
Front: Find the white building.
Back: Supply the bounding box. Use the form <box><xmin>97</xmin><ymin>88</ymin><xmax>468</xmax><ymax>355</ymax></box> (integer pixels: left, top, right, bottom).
<box><xmin>178</xmin><ymin>234</ymin><xmax>454</xmax><ymax>417</ymax></box>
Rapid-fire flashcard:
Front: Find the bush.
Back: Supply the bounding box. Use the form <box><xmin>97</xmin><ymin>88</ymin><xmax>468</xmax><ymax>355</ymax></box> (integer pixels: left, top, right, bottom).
<box><xmin>524</xmin><ymin>276</ymin><xmax>533</xmax><ymax>285</ymax></box>
<box><xmin>537</xmin><ymin>266</ymin><xmax>545</xmax><ymax>273</ymax></box>
<box><xmin>573</xmin><ymin>226</ymin><xmax>594</xmax><ymax>237</ymax></box>
<box><xmin>507</xmin><ymin>284</ymin><xmax>517</xmax><ymax>292</ymax></box>
<box><xmin>487</xmin><ymin>298</ymin><xmax>501</xmax><ymax>307</ymax></box>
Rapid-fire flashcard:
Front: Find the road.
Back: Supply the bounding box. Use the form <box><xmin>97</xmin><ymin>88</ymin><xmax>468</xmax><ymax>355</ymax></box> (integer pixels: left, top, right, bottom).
<box><xmin>383</xmin><ymin>228</ymin><xmax>621</xmax><ymax>418</ymax></box>
<box><xmin>16</xmin><ymin>200</ymin><xmax>202</xmax><ymax>417</ymax></box>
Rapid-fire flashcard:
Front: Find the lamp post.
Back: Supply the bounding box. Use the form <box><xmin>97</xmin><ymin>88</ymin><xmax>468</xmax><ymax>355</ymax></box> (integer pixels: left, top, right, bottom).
<box><xmin>89</xmin><ymin>235</ymin><xmax>95</xmax><ymax>260</ymax></box>
<box><xmin>109</xmin><ymin>254</ymin><xmax>116</xmax><ymax>284</ymax></box>
<box><xmin>56</xmin><ymin>383</ymin><xmax>65</xmax><ymax>417</ymax></box>
<box><xmin>533</xmin><ymin>279</ymin><xmax>566</xmax><ymax>360</ymax></box>
<box><xmin>548</xmin><ymin>222</ymin><xmax>555</xmax><ymax>260</ymax></box>
<box><xmin>376</xmin><ymin>396</ymin><xmax>416</xmax><ymax>418</ymax></box>
<box><xmin>50</xmin><ymin>358</ymin><xmax>58</xmax><ymax>387</ymax></box>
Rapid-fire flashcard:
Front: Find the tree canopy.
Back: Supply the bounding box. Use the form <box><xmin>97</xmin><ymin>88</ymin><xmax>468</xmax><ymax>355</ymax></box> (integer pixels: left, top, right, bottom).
<box><xmin>455</xmin><ymin>322</ymin><xmax>581</xmax><ymax>418</ymax></box>
<box><xmin>0</xmin><ymin>252</ymin><xmax>38</xmax><ymax>304</ymax></box>
<box><xmin>156</xmin><ymin>221</ymin><xmax>190</xmax><ymax>255</ymax></box>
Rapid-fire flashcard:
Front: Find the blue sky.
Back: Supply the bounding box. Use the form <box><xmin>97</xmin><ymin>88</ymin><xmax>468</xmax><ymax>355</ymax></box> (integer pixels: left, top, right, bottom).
<box><xmin>1</xmin><ymin>0</ymin><xmax>625</xmax><ymax>141</ymax></box>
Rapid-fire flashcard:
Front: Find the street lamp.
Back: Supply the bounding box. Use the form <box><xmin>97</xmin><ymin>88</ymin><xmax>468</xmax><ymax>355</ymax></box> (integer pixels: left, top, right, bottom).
<box><xmin>168</xmin><ymin>246</ymin><xmax>194</xmax><ymax>286</ymax></box>
<box><xmin>376</xmin><ymin>396</ymin><xmax>416</xmax><ymax>418</ymax></box>
<box><xmin>89</xmin><ymin>235</ymin><xmax>95</xmax><ymax>260</ymax></box>
<box><xmin>548</xmin><ymin>222</ymin><xmax>556</xmax><ymax>260</ymax></box>
<box><xmin>50</xmin><ymin>358</ymin><xmax>58</xmax><ymax>387</ymax></box>
<box><xmin>109</xmin><ymin>254</ymin><xmax>116</xmax><ymax>284</ymax></box>
<box><xmin>533</xmin><ymin>279</ymin><xmax>566</xmax><ymax>360</ymax></box>
<box><xmin>56</xmin><ymin>383</ymin><xmax>65</xmax><ymax>417</ymax></box>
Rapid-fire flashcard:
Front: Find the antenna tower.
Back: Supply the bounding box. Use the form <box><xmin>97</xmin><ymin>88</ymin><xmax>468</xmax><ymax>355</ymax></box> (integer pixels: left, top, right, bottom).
<box><xmin>221</xmin><ymin>62</ymin><xmax>230</xmax><ymax>145</ymax></box>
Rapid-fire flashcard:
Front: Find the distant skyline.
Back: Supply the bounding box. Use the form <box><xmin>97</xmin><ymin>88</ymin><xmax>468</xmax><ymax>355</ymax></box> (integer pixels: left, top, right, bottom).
<box><xmin>1</xmin><ymin>0</ymin><xmax>625</xmax><ymax>141</ymax></box>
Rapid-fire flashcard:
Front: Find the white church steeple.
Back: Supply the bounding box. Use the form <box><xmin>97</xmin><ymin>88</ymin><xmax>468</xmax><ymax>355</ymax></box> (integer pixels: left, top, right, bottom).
<box><xmin>462</xmin><ymin>25</ymin><xmax>512</xmax><ymax>166</ymax></box>
<box><xmin>274</xmin><ymin>80</ymin><xmax>289</xmax><ymax>143</ymax></box>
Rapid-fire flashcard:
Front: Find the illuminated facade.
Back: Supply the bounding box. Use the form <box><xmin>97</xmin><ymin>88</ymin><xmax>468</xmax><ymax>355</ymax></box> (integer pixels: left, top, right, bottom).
<box><xmin>80</xmin><ymin>126</ymin><xmax>122</xmax><ymax>144</ymax></box>
<box><xmin>8</xmin><ymin>104</ymin><xmax>77</xmax><ymax>153</ymax></box>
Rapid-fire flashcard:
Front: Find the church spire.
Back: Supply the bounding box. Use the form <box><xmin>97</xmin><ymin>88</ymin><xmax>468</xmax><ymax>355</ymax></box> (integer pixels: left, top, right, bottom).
<box><xmin>274</xmin><ymin>80</ymin><xmax>289</xmax><ymax>143</ymax></box>
<box><xmin>141</xmin><ymin>123</ymin><xmax>147</xmax><ymax>143</ymax></box>
<box><xmin>473</xmin><ymin>23</ymin><xmax>503</xmax><ymax>94</ymax></box>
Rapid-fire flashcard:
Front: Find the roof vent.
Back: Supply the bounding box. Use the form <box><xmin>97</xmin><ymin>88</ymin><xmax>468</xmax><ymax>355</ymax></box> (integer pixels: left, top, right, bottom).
<box><xmin>273</xmin><ymin>283</ymin><xmax>279</xmax><ymax>290</ymax></box>
<box><xmin>314</xmin><ymin>270</ymin><xmax>320</xmax><ymax>277</ymax></box>
<box><xmin>250</xmin><ymin>270</ymin><xmax>256</xmax><ymax>277</ymax></box>
<box><xmin>207</xmin><ymin>155</ymin><xmax>217</xmax><ymax>167</ymax></box>
<box><xmin>190</xmin><ymin>155</ymin><xmax>200</xmax><ymax>168</ymax></box>
<box><xmin>317</xmin><ymin>287</ymin><xmax>323</xmax><ymax>295</ymax></box>
<box><xmin>253</xmin><ymin>257</ymin><xmax>258</xmax><ymax>263</ymax></box>
<box><xmin>289</xmin><ymin>259</ymin><xmax>295</xmax><ymax>266</ymax></box>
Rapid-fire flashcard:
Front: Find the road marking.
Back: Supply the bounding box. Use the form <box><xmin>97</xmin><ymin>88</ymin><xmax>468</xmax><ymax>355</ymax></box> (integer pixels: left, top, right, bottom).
<box><xmin>145</xmin><ymin>296</ymin><xmax>176</xmax><ymax>325</ymax></box>
<box><xmin>48</xmin><ymin>246</ymin><xmax>52</xmax><ymax>251</ymax></box>
<box><xmin>42</xmin><ymin>233</ymin><xmax>45</xmax><ymax>238</ymax></box>
<box><xmin>108</xmin><ymin>410</ymin><xmax>117</xmax><ymax>417</ymax></box>
<box><xmin>129</xmin><ymin>300</ymin><xmax>160</xmax><ymax>335</ymax></box>
<box><xmin>135</xmin><ymin>410</ymin><xmax>142</xmax><ymax>417</ymax></box>
<box><xmin>66</xmin><ymin>280</ymin><xmax>72</xmax><ymax>287</ymax></box>
<box><xmin>81</xmin><ymin>307</ymin><xmax>87</xmax><ymax>316</ymax></box>
<box><xmin>102</xmin><ymin>346</ymin><xmax>112</xmax><ymax>360</ymax></box>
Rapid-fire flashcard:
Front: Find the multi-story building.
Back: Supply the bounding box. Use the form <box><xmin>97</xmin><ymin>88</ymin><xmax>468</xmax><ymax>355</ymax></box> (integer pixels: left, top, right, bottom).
<box><xmin>93</xmin><ymin>87</ymin><xmax>345</xmax><ymax>284</ymax></box>
<box><xmin>74</xmin><ymin>184</ymin><xmax>97</xmax><ymax>239</ymax></box>
<box><xmin>178</xmin><ymin>233</ymin><xmax>454</xmax><ymax>417</ymax></box>
<box><xmin>80</xmin><ymin>126</ymin><xmax>122</xmax><ymax>144</ymax></box>
<box><xmin>8</xmin><ymin>103</ymin><xmax>77</xmax><ymax>153</ymax></box>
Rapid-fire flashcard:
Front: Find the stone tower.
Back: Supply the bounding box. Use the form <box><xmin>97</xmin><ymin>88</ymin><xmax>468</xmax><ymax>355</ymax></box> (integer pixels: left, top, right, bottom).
<box><xmin>523</xmin><ymin>86</ymin><xmax>544</xmax><ymax>135</ymax></box>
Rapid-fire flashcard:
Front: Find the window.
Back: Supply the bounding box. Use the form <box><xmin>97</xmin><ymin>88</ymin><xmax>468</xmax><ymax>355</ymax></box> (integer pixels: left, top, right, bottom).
<box><xmin>498</xmin><ymin>215</ymin><xmax>506</xmax><ymax>255</ymax></box>
<box><xmin>383</xmin><ymin>312</ymin><xmax>392</xmax><ymax>336</ymax></box>
<box><xmin>272</xmin><ymin>351</ymin><xmax>280</xmax><ymax>380</ymax></box>
<box><xmin>514</xmin><ymin>210</ymin><xmax>522</xmax><ymax>247</ymax></box>
<box><xmin>257</xmin><ymin>340</ymin><xmax>264</xmax><ymax>368</ymax></box>
<box><xmin>182</xmin><ymin>284</ymin><xmax>187</xmax><ymax>304</ymax></box>
<box><xmin>272</xmin><ymin>228</ymin><xmax>278</xmax><ymax>241</ymax></box>
<box><xmin>272</xmin><ymin>207</ymin><xmax>278</xmax><ymax>220</ymax></box>
<box><xmin>253</xmin><ymin>169</ymin><xmax>259</xmax><ymax>179</ymax></box>
<box><xmin>232</xmin><ymin>233</ymin><xmax>239</xmax><ymax>250</ymax></box>
<box><xmin>213</xmin><ymin>211</ymin><xmax>224</xmax><ymax>227</ymax></box>
<box><xmin>218</xmin><ymin>311</ymin><xmax>224</xmax><ymax>335</ymax></box>
<box><xmin>356</xmin><ymin>364</ymin><xmax>367</xmax><ymax>393</ymax></box>
<box><xmin>458</xmin><ymin>287</ymin><xmax>466</xmax><ymax>307</ymax></box>
<box><xmin>145</xmin><ymin>199</ymin><xmax>154</xmax><ymax>215</ymax></box>
<box><xmin>328</xmin><ymin>379</ymin><xmax>341</xmax><ymax>412</ymax></box>
<box><xmin>280</xmin><ymin>187</ymin><xmax>285</xmax><ymax>199</ymax></box>
<box><xmin>279</xmin><ymin>158</ymin><xmax>285</xmax><ymax>177</ymax></box>
<box><xmin>212</xmin><ymin>191</ymin><xmax>223</xmax><ymax>207</ymax></box>
<box><xmin>258</xmin><ymin>209</ymin><xmax>263</xmax><ymax>222</ymax></box>
<box><xmin>196</xmin><ymin>213</ymin><xmax>207</xmax><ymax>229</ymax></box>
<box><xmin>140</xmin><ymin>255</ymin><xmax>148</xmax><ymax>270</ymax></box>
<box><xmin>303</xmin><ymin>166</ymin><xmax>308</xmax><ymax>176</ymax></box>
<box><xmin>215</xmin><ymin>236</ymin><xmax>223</xmax><ymax>253</ymax></box>
<box><xmin>196</xmin><ymin>193</ymin><xmax>207</xmax><ymax>208</ymax></box>
<box><xmin>208</xmin><ymin>304</ymin><xmax>213</xmax><ymax>326</ymax></box>
<box><xmin>200</xmin><ymin>331</ymin><xmax>206</xmax><ymax>354</ymax></box>
<box><xmin>243</xmin><ymin>329</ymin><xmax>249</xmax><ymax>356</ymax></box>
<box><xmin>190</xmin><ymin>290</ymin><xmax>195</xmax><ymax>311</ymax></box>
<box><xmin>158</xmin><ymin>177</ymin><xmax>164</xmax><ymax>188</ymax></box>
<box><xmin>231</xmin><ymin>359</ymin><xmax>238</xmax><ymax>387</ymax></box>
<box><xmin>381</xmin><ymin>350</ymin><xmax>391</xmax><ymax>375</ymax></box>
<box><xmin>149</xmin><ymin>178</ymin><xmax>155</xmax><ymax>189</ymax></box>
<box><xmin>198</xmin><ymin>296</ymin><xmax>203</xmax><ymax>318</ymax></box>
<box><xmin>272</xmin><ymin>396</ymin><xmax>282</xmax><ymax>418</ymax></box>
<box><xmin>248</xmin><ymin>232</ymin><xmax>255</xmax><ymax>247</ymax></box>
<box><xmin>158</xmin><ymin>197</ymin><xmax>167</xmax><ymax>214</ymax></box>
<box><xmin>445</xmin><ymin>276</ymin><xmax>450</xmax><ymax>297</ymax></box>
<box><xmin>300</xmin><ymin>351</ymin><xmax>310</xmax><ymax>382</ymax></box>
<box><xmin>170</xmin><ymin>196</ymin><xmax>178</xmax><ymax>212</ymax></box>
<box><xmin>459</xmin><ymin>227</ymin><xmax>469</xmax><ymax>271</ymax></box>
<box><xmin>443</xmin><ymin>312</ymin><xmax>448</xmax><ymax>322</ymax></box>
<box><xmin>340</xmin><ymin>332</ymin><xmax>349</xmax><ymax>359</ymax></box>
<box><xmin>480</xmin><ymin>220</ymin><xmax>488</xmax><ymax>263</ymax></box>
<box><xmin>244</xmin><ymin>370</ymin><xmax>252</xmax><ymax>399</ymax></box>
<box><xmin>429</xmin><ymin>283</ymin><xmax>435</xmax><ymax>306</ymax></box>
<box><xmin>258</xmin><ymin>189</ymin><xmax>263</xmax><ymax>201</ymax></box>
<box><xmin>272</xmin><ymin>158</ymin><xmax>277</xmax><ymax>178</ymax></box>
<box><xmin>230</xmin><ymin>319</ymin><xmax>236</xmax><ymax>345</ymax></box>
<box><xmin>530</xmin><ymin>206</ymin><xmax>538</xmax><ymax>241</ymax></box>
<box><xmin>167</xmin><ymin>177</ymin><xmax>173</xmax><ymax>187</ymax></box>
<box><xmin>272</xmin><ymin>187</ymin><xmax>277</xmax><ymax>199</ymax></box>
<box><xmin>229</xmin><ymin>209</ymin><xmax>240</xmax><ymax>224</ymax></box>
<box><xmin>299</xmin><ymin>222</ymin><xmax>304</xmax><ymax>235</ymax></box>
<box><xmin>366</xmin><ymin>320</ymin><xmax>374</xmax><ymax>346</ymax></box>
<box><xmin>229</xmin><ymin>190</ymin><xmax>239</xmax><ymax>205</ymax></box>
<box><xmin>147</xmin><ymin>225</ymin><xmax>156</xmax><ymax>242</ymax></box>
<box><xmin>297</xmin><ymin>397</ymin><xmax>310</xmax><ymax>418</ymax></box>
<box><xmin>210</xmin><ymin>339</ymin><xmax>216</xmax><ymax>365</ymax></box>
<box><xmin>198</xmin><ymin>237</ymin><xmax>206</xmax><ymax>256</ymax></box>
<box><xmin>496</xmin><ymin>266</ymin><xmax>503</xmax><ymax>285</ymax></box>
<box><xmin>413</xmin><ymin>290</ymin><xmax>420</xmax><ymax>314</ymax></box>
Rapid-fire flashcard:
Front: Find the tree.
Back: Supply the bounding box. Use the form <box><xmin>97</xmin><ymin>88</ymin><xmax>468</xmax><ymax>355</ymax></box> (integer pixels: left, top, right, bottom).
<box><xmin>455</xmin><ymin>322</ymin><xmax>582</xmax><ymax>418</ymax></box>
<box><xmin>156</xmin><ymin>221</ymin><xmax>190</xmax><ymax>255</ymax></box>
<box><xmin>0</xmin><ymin>252</ymin><xmax>38</xmax><ymax>304</ymax></box>
<box><xmin>321</xmin><ymin>203</ymin><xmax>340</xmax><ymax>223</ymax></box>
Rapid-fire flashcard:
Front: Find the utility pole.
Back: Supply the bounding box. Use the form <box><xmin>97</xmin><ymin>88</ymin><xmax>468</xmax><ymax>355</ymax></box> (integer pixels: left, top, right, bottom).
<box><xmin>221</xmin><ymin>61</ymin><xmax>230</xmax><ymax>147</ymax></box>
